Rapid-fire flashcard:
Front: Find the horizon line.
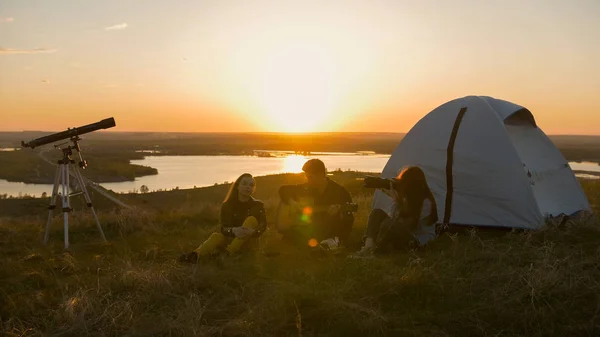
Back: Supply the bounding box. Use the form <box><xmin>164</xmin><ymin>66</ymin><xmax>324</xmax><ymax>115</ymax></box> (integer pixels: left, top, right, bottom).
<box><xmin>2</xmin><ymin>130</ymin><xmax>600</xmax><ymax>137</ymax></box>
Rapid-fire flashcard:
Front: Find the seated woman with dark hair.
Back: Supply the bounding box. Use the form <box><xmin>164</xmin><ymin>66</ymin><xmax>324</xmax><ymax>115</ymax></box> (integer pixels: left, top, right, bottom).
<box><xmin>179</xmin><ymin>173</ymin><xmax>267</xmax><ymax>264</ymax></box>
<box><xmin>350</xmin><ymin>166</ymin><xmax>438</xmax><ymax>259</ymax></box>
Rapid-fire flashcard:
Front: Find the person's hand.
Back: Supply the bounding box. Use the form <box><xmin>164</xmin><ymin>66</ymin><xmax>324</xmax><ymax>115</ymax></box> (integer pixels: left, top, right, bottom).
<box><xmin>327</xmin><ymin>204</ymin><xmax>341</xmax><ymax>216</ymax></box>
<box><xmin>232</xmin><ymin>227</ymin><xmax>255</xmax><ymax>238</ymax></box>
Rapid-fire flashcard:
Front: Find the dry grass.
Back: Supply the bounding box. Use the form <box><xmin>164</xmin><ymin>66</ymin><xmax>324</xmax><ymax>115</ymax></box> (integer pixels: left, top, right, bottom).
<box><xmin>1</xmin><ymin>176</ymin><xmax>599</xmax><ymax>336</ymax></box>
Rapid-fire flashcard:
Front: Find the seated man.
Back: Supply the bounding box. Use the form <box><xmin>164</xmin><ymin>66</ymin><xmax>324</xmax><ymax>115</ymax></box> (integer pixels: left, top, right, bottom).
<box><xmin>276</xmin><ymin>159</ymin><xmax>355</xmax><ymax>253</ymax></box>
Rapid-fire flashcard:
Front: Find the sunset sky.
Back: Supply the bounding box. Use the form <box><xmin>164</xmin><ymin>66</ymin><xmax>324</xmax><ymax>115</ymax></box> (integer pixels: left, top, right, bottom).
<box><xmin>1</xmin><ymin>0</ymin><xmax>599</xmax><ymax>134</ymax></box>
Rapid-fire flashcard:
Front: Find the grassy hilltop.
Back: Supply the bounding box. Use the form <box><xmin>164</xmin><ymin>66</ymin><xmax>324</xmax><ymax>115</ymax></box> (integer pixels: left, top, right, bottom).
<box><xmin>1</xmin><ymin>172</ymin><xmax>599</xmax><ymax>336</ymax></box>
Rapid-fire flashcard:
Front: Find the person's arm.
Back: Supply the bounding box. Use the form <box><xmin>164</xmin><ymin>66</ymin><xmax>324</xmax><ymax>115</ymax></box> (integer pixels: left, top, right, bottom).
<box><xmin>380</xmin><ymin>188</ymin><xmax>395</xmax><ymax>199</ymax></box>
<box><xmin>339</xmin><ymin>187</ymin><xmax>355</xmax><ymax>218</ymax></box>
<box><xmin>396</xmin><ymin>199</ymin><xmax>429</xmax><ymax>232</ymax></box>
<box><xmin>364</xmin><ymin>176</ymin><xmax>396</xmax><ymax>198</ymax></box>
<box><xmin>252</xmin><ymin>201</ymin><xmax>268</xmax><ymax>237</ymax></box>
<box><xmin>220</xmin><ymin>202</ymin><xmax>237</xmax><ymax>237</ymax></box>
<box><xmin>337</xmin><ymin>186</ymin><xmax>355</xmax><ymax>243</ymax></box>
<box><xmin>340</xmin><ymin>185</ymin><xmax>353</xmax><ymax>204</ymax></box>
<box><xmin>379</xmin><ymin>180</ymin><xmax>396</xmax><ymax>199</ymax></box>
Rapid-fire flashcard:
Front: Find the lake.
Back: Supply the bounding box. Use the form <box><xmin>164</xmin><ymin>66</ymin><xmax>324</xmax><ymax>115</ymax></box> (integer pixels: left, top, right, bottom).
<box><xmin>1</xmin><ymin>154</ymin><xmax>598</xmax><ymax>197</ymax></box>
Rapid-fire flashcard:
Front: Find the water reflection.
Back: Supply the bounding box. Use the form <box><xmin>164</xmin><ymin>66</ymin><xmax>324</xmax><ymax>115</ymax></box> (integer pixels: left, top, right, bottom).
<box><xmin>282</xmin><ymin>155</ymin><xmax>308</xmax><ymax>173</ymax></box>
<box><xmin>569</xmin><ymin>161</ymin><xmax>600</xmax><ymax>171</ymax></box>
<box><xmin>1</xmin><ymin>155</ymin><xmax>598</xmax><ymax>197</ymax></box>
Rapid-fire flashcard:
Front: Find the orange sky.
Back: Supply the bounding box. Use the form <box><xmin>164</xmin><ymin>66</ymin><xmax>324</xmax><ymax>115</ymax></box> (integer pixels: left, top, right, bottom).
<box><xmin>1</xmin><ymin>1</ymin><xmax>599</xmax><ymax>134</ymax></box>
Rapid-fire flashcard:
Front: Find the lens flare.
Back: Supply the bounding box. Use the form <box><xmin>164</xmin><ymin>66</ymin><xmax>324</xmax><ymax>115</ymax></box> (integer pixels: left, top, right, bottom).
<box><xmin>308</xmin><ymin>238</ymin><xmax>318</xmax><ymax>247</ymax></box>
<box><xmin>301</xmin><ymin>206</ymin><xmax>313</xmax><ymax>223</ymax></box>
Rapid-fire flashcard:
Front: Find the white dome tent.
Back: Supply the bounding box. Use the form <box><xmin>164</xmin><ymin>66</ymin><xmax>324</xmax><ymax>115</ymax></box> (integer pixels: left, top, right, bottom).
<box><xmin>372</xmin><ymin>96</ymin><xmax>592</xmax><ymax>230</ymax></box>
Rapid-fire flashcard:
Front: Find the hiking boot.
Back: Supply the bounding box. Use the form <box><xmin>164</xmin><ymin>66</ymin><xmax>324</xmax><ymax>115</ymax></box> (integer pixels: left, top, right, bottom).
<box><xmin>348</xmin><ymin>246</ymin><xmax>374</xmax><ymax>259</ymax></box>
<box><xmin>178</xmin><ymin>251</ymin><xmax>198</xmax><ymax>264</ymax></box>
<box><xmin>319</xmin><ymin>237</ymin><xmax>342</xmax><ymax>254</ymax></box>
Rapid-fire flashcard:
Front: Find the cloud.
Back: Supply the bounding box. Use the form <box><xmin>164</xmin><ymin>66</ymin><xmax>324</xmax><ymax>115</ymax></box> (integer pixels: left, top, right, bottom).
<box><xmin>0</xmin><ymin>17</ymin><xmax>14</xmax><ymax>23</ymax></box>
<box><xmin>0</xmin><ymin>48</ymin><xmax>57</xmax><ymax>55</ymax></box>
<box><xmin>105</xmin><ymin>23</ymin><xmax>128</xmax><ymax>30</ymax></box>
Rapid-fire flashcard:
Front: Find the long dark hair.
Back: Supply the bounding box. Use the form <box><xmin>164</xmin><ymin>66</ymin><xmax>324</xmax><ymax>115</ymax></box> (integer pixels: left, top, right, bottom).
<box><xmin>394</xmin><ymin>166</ymin><xmax>437</xmax><ymax>220</ymax></box>
<box><xmin>223</xmin><ymin>173</ymin><xmax>254</xmax><ymax>203</ymax></box>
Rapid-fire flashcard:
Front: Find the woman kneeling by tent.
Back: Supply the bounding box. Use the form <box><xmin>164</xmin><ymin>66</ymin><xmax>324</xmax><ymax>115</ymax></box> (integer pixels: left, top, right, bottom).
<box><xmin>350</xmin><ymin>166</ymin><xmax>438</xmax><ymax>259</ymax></box>
<box><xmin>179</xmin><ymin>173</ymin><xmax>267</xmax><ymax>264</ymax></box>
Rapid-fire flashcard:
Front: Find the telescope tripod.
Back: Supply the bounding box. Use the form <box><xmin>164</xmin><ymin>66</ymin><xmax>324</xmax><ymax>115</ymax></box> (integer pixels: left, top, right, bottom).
<box><xmin>44</xmin><ymin>143</ymin><xmax>107</xmax><ymax>249</ymax></box>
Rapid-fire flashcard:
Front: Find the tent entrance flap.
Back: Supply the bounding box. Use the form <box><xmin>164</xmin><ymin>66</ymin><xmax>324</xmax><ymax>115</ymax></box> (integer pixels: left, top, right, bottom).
<box><xmin>504</xmin><ymin>108</ymin><xmax>537</xmax><ymax>127</ymax></box>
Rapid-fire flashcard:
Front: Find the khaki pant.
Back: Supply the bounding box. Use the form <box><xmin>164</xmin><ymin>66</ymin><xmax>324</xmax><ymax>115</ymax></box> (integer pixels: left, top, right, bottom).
<box><xmin>194</xmin><ymin>216</ymin><xmax>260</xmax><ymax>256</ymax></box>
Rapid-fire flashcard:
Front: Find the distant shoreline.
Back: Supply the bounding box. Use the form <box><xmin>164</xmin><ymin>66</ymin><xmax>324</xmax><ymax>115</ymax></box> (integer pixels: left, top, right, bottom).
<box><xmin>2</xmin><ymin>131</ymin><xmax>600</xmax><ymax>136</ymax></box>
<box><xmin>1</xmin><ymin>132</ymin><xmax>599</xmax><ymax>184</ymax></box>
<box><xmin>1</xmin><ymin>153</ymin><xmax>598</xmax><ymax>186</ymax></box>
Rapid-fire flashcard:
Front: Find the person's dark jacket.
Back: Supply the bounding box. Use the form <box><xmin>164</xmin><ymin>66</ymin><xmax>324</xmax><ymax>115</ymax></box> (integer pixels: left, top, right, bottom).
<box><xmin>278</xmin><ymin>178</ymin><xmax>354</xmax><ymax>242</ymax></box>
<box><xmin>220</xmin><ymin>196</ymin><xmax>267</xmax><ymax>238</ymax></box>
<box><xmin>279</xmin><ymin>178</ymin><xmax>352</xmax><ymax>208</ymax></box>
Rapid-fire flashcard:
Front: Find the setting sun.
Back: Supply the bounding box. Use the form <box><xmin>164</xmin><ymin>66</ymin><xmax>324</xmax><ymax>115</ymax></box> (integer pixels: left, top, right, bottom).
<box><xmin>256</xmin><ymin>43</ymin><xmax>337</xmax><ymax>132</ymax></box>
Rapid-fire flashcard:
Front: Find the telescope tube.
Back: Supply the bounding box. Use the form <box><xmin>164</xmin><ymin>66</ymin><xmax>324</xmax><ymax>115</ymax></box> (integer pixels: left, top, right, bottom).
<box><xmin>21</xmin><ymin>117</ymin><xmax>116</xmax><ymax>149</ymax></box>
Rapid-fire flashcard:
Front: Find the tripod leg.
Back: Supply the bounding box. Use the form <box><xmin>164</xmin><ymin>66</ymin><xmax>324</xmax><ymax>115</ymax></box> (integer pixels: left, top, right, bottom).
<box><xmin>44</xmin><ymin>165</ymin><xmax>62</xmax><ymax>245</ymax></box>
<box><xmin>73</xmin><ymin>166</ymin><xmax>107</xmax><ymax>242</ymax></box>
<box><xmin>62</xmin><ymin>164</ymin><xmax>72</xmax><ymax>250</ymax></box>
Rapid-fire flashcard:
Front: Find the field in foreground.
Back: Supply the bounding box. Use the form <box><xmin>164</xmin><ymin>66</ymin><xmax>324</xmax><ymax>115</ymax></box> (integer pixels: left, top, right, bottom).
<box><xmin>1</xmin><ymin>172</ymin><xmax>600</xmax><ymax>337</ymax></box>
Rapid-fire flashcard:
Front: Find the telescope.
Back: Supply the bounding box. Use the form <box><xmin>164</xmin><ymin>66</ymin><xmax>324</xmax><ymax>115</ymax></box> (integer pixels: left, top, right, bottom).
<box><xmin>20</xmin><ymin>117</ymin><xmax>117</xmax><ymax>250</ymax></box>
<box><xmin>21</xmin><ymin>117</ymin><xmax>116</xmax><ymax>149</ymax></box>
<box><xmin>363</xmin><ymin>175</ymin><xmax>400</xmax><ymax>190</ymax></box>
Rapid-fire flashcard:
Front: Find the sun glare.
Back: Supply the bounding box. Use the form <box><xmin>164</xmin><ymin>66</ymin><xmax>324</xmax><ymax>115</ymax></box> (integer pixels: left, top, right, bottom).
<box><xmin>282</xmin><ymin>155</ymin><xmax>308</xmax><ymax>173</ymax></box>
<box><xmin>256</xmin><ymin>43</ymin><xmax>338</xmax><ymax>132</ymax></box>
